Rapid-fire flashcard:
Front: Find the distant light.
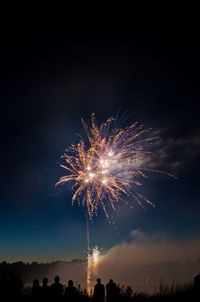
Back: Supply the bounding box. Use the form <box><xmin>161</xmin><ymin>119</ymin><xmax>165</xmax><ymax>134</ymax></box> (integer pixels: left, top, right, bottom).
<box><xmin>89</xmin><ymin>173</ymin><xmax>94</xmax><ymax>178</ymax></box>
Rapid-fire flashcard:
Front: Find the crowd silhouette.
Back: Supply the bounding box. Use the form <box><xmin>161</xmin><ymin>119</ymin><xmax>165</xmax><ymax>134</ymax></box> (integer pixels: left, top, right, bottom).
<box><xmin>0</xmin><ymin>273</ymin><xmax>199</xmax><ymax>301</ymax></box>
<box><xmin>31</xmin><ymin>276</ymin><xmax>119</xmax><ymax>301</ymax></box>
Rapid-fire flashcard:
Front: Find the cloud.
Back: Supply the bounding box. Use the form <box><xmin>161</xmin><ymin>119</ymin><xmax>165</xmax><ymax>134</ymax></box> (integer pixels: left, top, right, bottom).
<box><xmin>140</xmin><ymin>128</ymin><xmax>200</xmax><ymax>172</ymax></box>
<box><xmin>95</xmin><ymin>230</ymin><xmax>200</xmax><ymax>292</ymax></box>
<box><xmin>99</xmin><ymin>229</ymin><xmax>200</xmax><ymax>263</ymax></box>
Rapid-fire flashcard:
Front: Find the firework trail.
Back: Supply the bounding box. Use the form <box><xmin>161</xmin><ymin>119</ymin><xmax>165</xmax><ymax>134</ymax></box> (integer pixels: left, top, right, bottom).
<box><xmin>87</xmin><ymin>246</ymin><xmax>100</xmax><ymax>295</ymax></box>
<box><xmin>55</xmin><ymin>113</ymin><xmax>175</xmax><ymax>293</ymax></box>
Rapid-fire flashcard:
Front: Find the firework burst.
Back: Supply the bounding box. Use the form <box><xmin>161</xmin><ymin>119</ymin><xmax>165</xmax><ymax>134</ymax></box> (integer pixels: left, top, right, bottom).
<box><xmin>56</xmin><ymin>113</ymin><xmax>173</xmax><ymax>220</ymax></box>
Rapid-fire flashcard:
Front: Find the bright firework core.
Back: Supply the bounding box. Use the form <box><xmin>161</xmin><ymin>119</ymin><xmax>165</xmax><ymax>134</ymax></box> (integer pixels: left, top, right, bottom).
<box><xmin>56</xmin><ymin>113</ymin><xmax>173</xmax><ymax>220</ymax></box>
<box><xmin>86</xmin><ymin>155</ymin><xmax>115</xmax><ymax>184</ymax></box>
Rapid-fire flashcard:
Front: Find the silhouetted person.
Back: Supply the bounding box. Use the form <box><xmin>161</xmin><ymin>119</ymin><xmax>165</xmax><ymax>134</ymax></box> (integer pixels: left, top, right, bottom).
<box><xmin>40</xmin><ymin>277</ymin><xmax>50</xmax><ymax>298</ymax></box>
<box><xmin>106</xmin><ymin>279</ymin><xmax>118</xmax><ymax>302</ymax></box>
<box><xmin>64</xmin><ymin>280</ymin><xmax>77</xmax><ymax>301</ymax></box>
<box><xmin>93</xmin><ymin>278</ymin><xmax>105</xmax><ymax>302</ymax></box>
<box><xmin>194</xmin><ymin>273</ymin><xmax>200</xmax><ymax>296</ymax></box>
<box><xmin>32</xmin><ymin>279</ymin><xmax>40</xmax><ymax>298</ymax></box>
<box><xmin>50</xmin><ymin>275</ymin><xmax>63</xmax><ymax>299</ymax></box>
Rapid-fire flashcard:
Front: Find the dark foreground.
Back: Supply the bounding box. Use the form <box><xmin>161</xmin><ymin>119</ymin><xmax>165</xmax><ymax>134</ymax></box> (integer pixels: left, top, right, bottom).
<box><xmin>0</xmin><ymin>275</ymin><xmax>200</xmax><ymax>302</ymax></box>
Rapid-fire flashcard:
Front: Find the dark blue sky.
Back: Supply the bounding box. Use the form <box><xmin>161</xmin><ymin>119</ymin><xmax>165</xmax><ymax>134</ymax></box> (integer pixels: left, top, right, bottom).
<box><xmin>1</xmin><ymin>15</ymin><xmax>200</xmax><ymax>262</ymax></box>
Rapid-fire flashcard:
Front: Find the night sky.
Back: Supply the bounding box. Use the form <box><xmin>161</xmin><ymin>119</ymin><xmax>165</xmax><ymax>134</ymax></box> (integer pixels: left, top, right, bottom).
<box><xmin>1</xmin><ymin>15</ymin><xmax>200</xmax><ymax>263</ymax></box>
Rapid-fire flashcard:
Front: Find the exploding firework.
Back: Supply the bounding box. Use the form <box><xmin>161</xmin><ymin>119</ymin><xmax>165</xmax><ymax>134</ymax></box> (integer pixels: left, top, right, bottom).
<box><xmin>56</xmin><ymin>113</ymin><xmax>173</xmax><ymax>219</ymax></box>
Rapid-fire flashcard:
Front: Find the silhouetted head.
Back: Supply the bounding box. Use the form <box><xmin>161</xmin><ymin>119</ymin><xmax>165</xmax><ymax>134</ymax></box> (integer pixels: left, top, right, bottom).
<box><xmin>33</xmin><ymin>279</ymin><xmax>39</xmax><ymax>288</ymax></box>
<box><xmin>97</xmin><ymin>278</ymin><xmax>101</xmax><ymax>284</ymax></box>
<box><xmin>68</xmin><ymin>280</ymin><xmax>74</xmax><ymax>287</ymax></box>
<box><xmin>55</xmin><ymin>276</ymin><xmax>60</xmax><ymax>283</ymax></box>
<box><xmin>109</xmin><ymin>279</ymin><xmax>113</xmax><ymax>283</ymax></box>
<box><xmin>43</xmin><ymin>277</ymin><xmax>48</xmax><ymax>286</ymax></box>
